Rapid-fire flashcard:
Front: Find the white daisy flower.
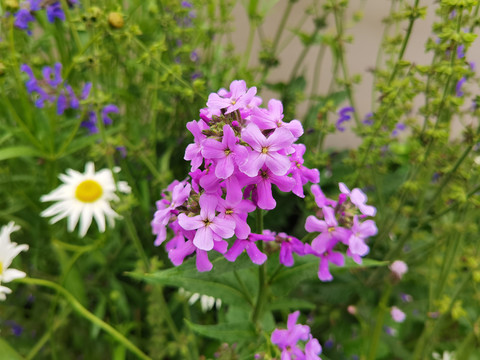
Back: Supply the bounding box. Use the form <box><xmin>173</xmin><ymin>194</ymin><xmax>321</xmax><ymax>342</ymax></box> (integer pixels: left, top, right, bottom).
<box><xmin>0</xmin><ymin>222</ymin><xmax>29</xmax><ymax>301</ymax></box>
<box><xmin>40</xmin><ymin>162</ymin><xmax>131</xmax><ymax>237</ymax></box>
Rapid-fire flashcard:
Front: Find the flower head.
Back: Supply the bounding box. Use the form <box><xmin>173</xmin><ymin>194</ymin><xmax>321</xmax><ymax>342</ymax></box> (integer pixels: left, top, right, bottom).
<box><xmin>40</xmin><ymin>162</ymin><xmax>131</xmax><ymax>237</ymax></box>
<box><xmin>271</xmin><ymin>311</ymin><xmax>322</xmax><ymax>360</ymax></box>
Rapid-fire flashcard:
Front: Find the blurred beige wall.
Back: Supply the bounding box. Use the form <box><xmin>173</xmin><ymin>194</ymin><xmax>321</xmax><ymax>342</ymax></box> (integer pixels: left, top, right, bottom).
<box><xmin>230</xmin><ymin>0</ymin><xmax>475</xmax><ymax>148</ymax></box>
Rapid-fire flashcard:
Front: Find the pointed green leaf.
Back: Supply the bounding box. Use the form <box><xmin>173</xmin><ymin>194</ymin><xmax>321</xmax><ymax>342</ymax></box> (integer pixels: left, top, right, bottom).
<box><xmin>0</xmin><ymin>338</ymin><xmax>24</xmax><ymax>360</ymax></box>
<box><xmin>271</xmin><ymin>255</ymin><xmax>387</xmax><ymax>296</ymax></box>
<box><xmin>128</xmin><ymin>254</ymin><xmax>256</xmax><ymax>307</ymax></box>
<box><xmin>185</xmin><ymin>319</ymin><xmax>256</xmax><ymax>343</ymax></box>
<box><xmin>0</xmin><ymin>146</ymin><xmax>40</xmax><ymax>161</ymax></box>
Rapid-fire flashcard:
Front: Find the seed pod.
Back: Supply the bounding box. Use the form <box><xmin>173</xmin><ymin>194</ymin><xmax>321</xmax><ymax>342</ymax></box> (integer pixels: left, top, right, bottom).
<box><xmin>108</xmin><ymin>12</ymin><xmax>124</xmax><ymax>29</ymax></box>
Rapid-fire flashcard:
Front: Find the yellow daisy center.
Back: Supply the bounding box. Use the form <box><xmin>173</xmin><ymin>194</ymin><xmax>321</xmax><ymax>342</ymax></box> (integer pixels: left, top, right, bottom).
<box><xmin>75</xmin><ymin>179</ymin><xmax>103</xmax><ymax>203</ymax></box>
<box><xmin>0</xmin><ymin>261</ymin><xmax>3</xmax><ymax>275</ymax></box>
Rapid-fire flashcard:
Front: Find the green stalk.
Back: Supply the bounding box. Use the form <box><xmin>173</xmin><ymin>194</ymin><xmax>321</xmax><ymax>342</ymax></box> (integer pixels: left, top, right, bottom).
<box><xmin>367</xmin><ymin>283</ymin><xmax>392</xmax><ymax>360</ymax></box>
<box><xmin>59</xmin><ymin>0</ymin><xmax>82</xmax><ymax>51</ymax></box>
<box><xmin>252</xmin><ymin>209</ymin><xmax>267</xmax><ymax>326</ymax></box>
<box><xmin>332</xmin><ymin>5</ymin><xmax>360</xmax><ymax>127</ymax></box>
<box><xmin>16</xmin><ymin>277</ymin><xmax>152</xmax><ymax>360</ymax></box>
<box><xmin>124</xmin><ymin>213</ymin><xmax>150</xmax><ymax>271</ymax></box>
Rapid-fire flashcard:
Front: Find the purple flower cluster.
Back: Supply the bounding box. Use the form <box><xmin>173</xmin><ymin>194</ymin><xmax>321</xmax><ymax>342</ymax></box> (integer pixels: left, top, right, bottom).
<box><xmin>14</xmin><ymin>0</ymin><xmax>78</xmax><ymax>34</ymax></box>
<box><xmin>21</xmin><ymin>63</ymin><xmax>86</xmax><ymax>114</ymax></box>
<box><xmin>304</xmin><ymin>183</ymin><xmax>377</xmax><ymax>281</ymax></box>
<box><xmin>151</xmin><ymin>80</ymin><xmax>320</xmax><ymax>272</ymax></box>
<box><xmin>271</xmin><ymin>311</ymin><xmax>322</xmax><ymax>360</ymax></box>
<box><xmin>21</xmin><ymin>63</ymin><xmax>119</xmax><ymax>134</ymax></box>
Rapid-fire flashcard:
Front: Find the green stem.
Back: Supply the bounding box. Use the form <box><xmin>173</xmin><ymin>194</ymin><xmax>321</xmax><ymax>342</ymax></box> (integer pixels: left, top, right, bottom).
<box><xmin>367</xmin><ymin>283</ymin><xmax>392</xmax><ymax>360</ymax></box>
<box><xmin>252</xmin><ymin>209</ymin><xmax>267</xmax><ymax>325</ymax></box>
<box><xmin>16</xmin><ymin>277</ymin><xmax>152</xmax><ymax>360</ymax></box>
<box><xmin>387</xmin><ymin>0</ymin><xmax>420</xmax><ymax>85</ymax></box>
<box><xmin>59</xmin><ymin>0</ymin><xmax>82</xmax><ymax>51</ymax></box>
<box><xmin>332</xmin><ymin>6</ymin><xmax>360</xmax><ymax>126</ymax></box>
<box><xmin>124</xmin><ymin>213</ymin><xmax>150</xmax><ymax>271</ymax></box>
<box><xmin>412</xmin><ymin>274</ymin><xmax>470</xmax><ymax>359</ymax></box>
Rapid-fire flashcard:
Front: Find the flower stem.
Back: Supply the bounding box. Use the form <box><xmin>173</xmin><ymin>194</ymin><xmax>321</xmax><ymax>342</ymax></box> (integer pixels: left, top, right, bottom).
<box><xmin>367</xmin><ymin>283</ymin><xmax>392</xmax><ymax>360</ymax></box>
<box><xmin>16</xmin><ymin>277</ymin><xmax>152</xmax><ymax>360</ymax></box>
<box><xmin>252</xmin><ymin>209</ymin><xmax>267</xmax><ymax>326</ymax></box>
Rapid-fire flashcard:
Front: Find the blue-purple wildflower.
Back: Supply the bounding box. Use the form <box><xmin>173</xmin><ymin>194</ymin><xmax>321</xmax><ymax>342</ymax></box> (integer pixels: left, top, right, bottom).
<box><xmin>336</xmin><ymin>106</ymin><xmax>354</xmax><ymax>132</ymax></box>
<box><xmin>391</xmin><ymin>123</ymin><xmax>406</xmax><ymax>137</ymax></box>
<box><xmin>456</xmin><ymin>77</ymin><xmax>466</xmax><ymax>97</ymax></box>
<box><xmin>362</xmin><ymin>112</ymin><xmax>373</xmax><ymax>125</ymax></box>
<box><xmin>14</xmin><ymin>1</ymin><xmax>78</xmax><ymax>33</ymax></box>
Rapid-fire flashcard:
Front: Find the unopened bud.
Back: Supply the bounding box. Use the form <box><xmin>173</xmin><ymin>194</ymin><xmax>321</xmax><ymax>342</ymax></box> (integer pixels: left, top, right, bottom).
<box><xmin>389</xmin><ymin>260</ymin><xmax>408</xmax><ymax>280</ymax></box>
<box><xmin>108</xmin><ymin>12</ymin><xmax>124</xmax><ymax>29</ymax></box>
<box><xmin>347</xmin><ymin>305</ymin><xmax>357</xmax><ymax>315</ymax></box>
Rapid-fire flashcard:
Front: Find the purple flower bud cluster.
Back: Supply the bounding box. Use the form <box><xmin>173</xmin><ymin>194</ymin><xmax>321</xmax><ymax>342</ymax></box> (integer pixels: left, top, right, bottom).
<box><xmin>20</xmin><ymin>63</ymin><xmax>119</xmax><ymax>134</ymax></box>
<box><xmin>304</xmin><ymin>183</ymin><xmax>377</xmax><ymax>281</ymax></box>
<box><xmin>271</xmin><ymin>311</ymin><xmax>322</xmax><ymax>360</ymax></box>
<box><xmin>151</xmin><ymin>80</ymin><xmax>320</xmax><ymax>272</ymax></box>
<box><xmin>14</xmin><ymin>0</ymin><xmax>78</xmax><ymax>34</ymax></box>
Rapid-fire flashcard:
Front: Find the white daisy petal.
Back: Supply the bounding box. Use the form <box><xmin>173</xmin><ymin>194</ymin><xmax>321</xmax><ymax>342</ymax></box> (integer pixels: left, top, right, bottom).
<box><xmin>79</xmin><ymin>205</ymin><xmax>94</xmax><ymax>237</ymax></box>
<box><xmin>2</xmin><ymin>268</ymin><xmax>26</xmax><ymax>283</ymax></box>
<box><xmin>0</xmin><ymin>222</ymin><xmax>28</xmax><ymax>301</ymax></box>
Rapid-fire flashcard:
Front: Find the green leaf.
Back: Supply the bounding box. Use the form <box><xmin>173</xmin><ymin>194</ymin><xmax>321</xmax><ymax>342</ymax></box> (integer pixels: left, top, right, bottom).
<box><xmin>0</xmin><ymin>338</ymin><xmax>24</xmax><ymax>360</ymax></box>
<box><xmin>271</xmin><ymin>255</ymin><xmax>387</xmax><ymax>296</ymax></box>
<box><xmin>0</xmin><ymin>146</ymin><xmax>40</xmax><ymax>161</ymax></box>
<box><xmin>266</xmin><ymin>298</ymin><xmax>316</xmax><ymax>311</ymax></box>
<box><xmin>185</xmin><ymin>319</ymin><xmax>256</xmax><ymax>343</ymax></box>
<box><xmin>128</xmin><ymin>254</ymin><xmax>256</xmax><ymax>307</ymax></box>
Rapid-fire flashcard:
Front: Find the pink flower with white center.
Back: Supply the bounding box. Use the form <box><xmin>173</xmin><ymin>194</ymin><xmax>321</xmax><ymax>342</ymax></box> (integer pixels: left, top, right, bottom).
<box><xmin>339</xmin><ymin>183</ymin><xmax>376</xmax><ymax>217</ymax></box>
<box><xmin>305</xmin><ymin>336</ymin><xmax>322</xmax><ymax>360</ymax></box>
<box><xmin>305</xmin><ymin>207</ymin><xmax>350</xmax><ymax>253</ymax></box>
<box><xmin>275</xmin><ymin>232</ymin><xmax>305</xmax><ymax>267</ymax></box>
<box><xmin>310</xmin><ymin>185</ymin><xmax>337</xmax><ymax>208</ymax></box>
<box><xmin>224</xmin><ymin>234</ymin><xmax>268</xmax><ymax>265</ymax></box>
<box><xmin>244</xmin><ymin>167</ymin><xmax>295</xmax><ymax>210</ymax></box>
<box><xmin>206</xmin><ymin>80</ymin><xmax>257</xmax><ymax>114</ymax></box>
<box><xmin>240</xmin><ymin>123</ymin><xmax>294</xmax><ymax>177</ymax></box>
<box><xmin>271</xmin><ymin>311</ymin><xmax>320</xmax><ymax>360</ymax></box>
<box><xmin>288</xmin><ymin>144</ymin><xmax>320</xmax><ymax>197</ymax></box>
<box><xmin>348</xmin><ymin>215</ymin><xmax>377</xmax><ymax>258</ymax></box>
<box><xmin>184</xmin><ymin>119</ymin><xmax>210</xmax><ymax>171</ymax></box>
<box><xmin>305</xmin><ymin>242</ymin><xmax>345</xmax><ymax>282</ymax></box>
<box><xmin>177</xmin><ymin>194</ymin><xmax>235</xmax><ymax>251</ymax></box>
<box><xmin>390</xmin><ymin>306</ymin><xmax>406</xmax><ymax>323</ymax></box>
<box><xmin>151</xmin><ymin>181</ymin><xmax>192</xmax><ymax>246</ymax></box>
<box><xmin>168</xmin><ymin>233</ymin><xmax>228</xmax><ymax>272</ymax></box>
<box><xmin>201</xmin><ymin>125</ymin><xmax>248</xmax><ymax>179</ymax></box>
<box><xmin>251</xmin><ymin>98</ymin><xmax>304</xmax><ymax>138</ymax></box>
<box><xmin>389</xmin><ymin>260</ymin><xmax>408</xmax><ymax>279</ymax></box>
<box><xmin>216</xmin><ymin>197</ymin><xmax>256</xmax><ymax>239</ymax></box>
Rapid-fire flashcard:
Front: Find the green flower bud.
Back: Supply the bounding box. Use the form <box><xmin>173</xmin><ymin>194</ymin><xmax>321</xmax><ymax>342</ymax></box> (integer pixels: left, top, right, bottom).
<box><xmin>108</xmin><ymin>12</ymin><xmax>124</xmax><ymax>29</ymax></box>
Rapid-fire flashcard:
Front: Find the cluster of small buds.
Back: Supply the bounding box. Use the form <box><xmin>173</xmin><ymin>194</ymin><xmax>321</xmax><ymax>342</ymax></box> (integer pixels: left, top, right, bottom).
<box><xmin>151</xmin><ymin>80</ymin><xmax>320</xmax><ymax>272</ymax></box>
<box><xmin>20</xmin><ymin>62</ymin><xmax>119</xmax><ymax>134</ymax></box>
<box><xmin>271</xmin><ymin>311</ymin><xmax>322</xmax><ymax>360</ymax></box>
<box><xmin>304</xmin><ymin>183</ymin><xmax>378</xmax><ymax>281</ymax></box>
<box><xmin>14</xmin><ymin>0</ymin><xmax>78</xmax><ymax>34</ymax></box>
